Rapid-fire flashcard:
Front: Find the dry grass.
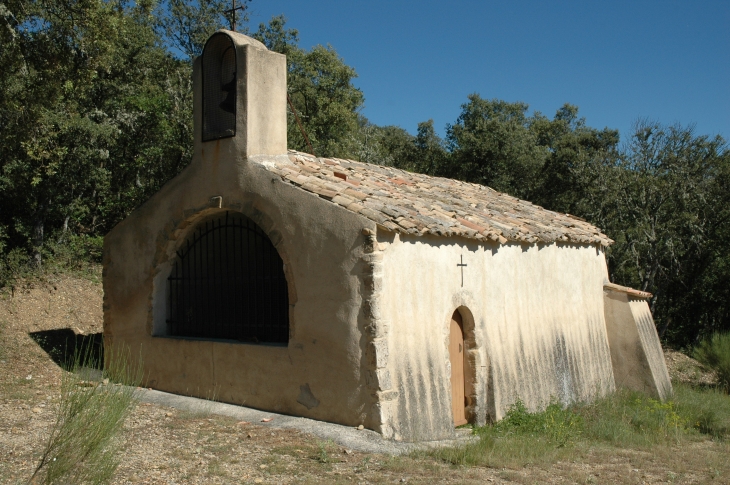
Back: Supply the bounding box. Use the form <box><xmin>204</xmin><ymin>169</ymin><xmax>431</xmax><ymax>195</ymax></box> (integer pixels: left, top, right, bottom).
<box><xmin>29</xmin><ymin>344</ymin><xmax>142</xmax><ymax>485</ymax></box>
<box><xmin>1</xmin><ymin>273</ymin><xmax>730</xmax><ymax>484</ymax></box>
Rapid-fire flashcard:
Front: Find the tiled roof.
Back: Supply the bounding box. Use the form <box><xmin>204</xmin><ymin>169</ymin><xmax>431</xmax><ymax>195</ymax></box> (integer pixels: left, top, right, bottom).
<box><xmin>264</xmin><ymin>151</ymin><xmax>613</xmax><ymax>247</ymax></box>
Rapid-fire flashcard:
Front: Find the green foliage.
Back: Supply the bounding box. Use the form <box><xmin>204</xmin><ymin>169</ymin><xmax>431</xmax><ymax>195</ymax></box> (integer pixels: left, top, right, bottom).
<box><xmin>432</xmin><ymin>400</ymin><xmax>582</xmax><ymax>468</ymax></box>
<box><xmin>444</xmin><ymin>95</ymin><xmax>549</xmax><ymax>199</ymax></box>
<box><xmin>1</xmin><ymin>1</ymin><xmax>728</xmax><ymax>347</ymax></box>
<box><xmin>423</xmin><ymin>100</ymin><xmax>730</xmax><ymax>346</ymax></box>
<box><xmin>0</xmin><ymin>234</ymin><xmax>102</xmax><ymax>292</ymax></box>
<box><xmin>673</xmin><ymin>382</ymin><xmax>730</xmax><ymax>438</ymax></box>
<box><xmin>30</xmin><ymin>344</ymin><xmax>142</xmax><ymax>484</ymax></box>
<box><xmin>693</xmin><ymin>332</ymin><xmax>730</xmax><ymax>392</ymax></box>
<box><xmin>0</xmin><ymin>248</ymin><xmax>33</xmax><ymax>290</ymax></box>
<box><xmin>433</xmin><ymin>385</ymin><xmax>730</xmax><ymax>469</ymax></box>
<box><xmin>598</xmin><ymin>123</ymin><xmax>729</xmax><ymax>346</ymax></box>
<box><xmin>488</xmin><ymin>399</ymin><xmax>583</xmax><ymax>448</ymax></box>
<box><xmin>253</xmin><ymin>16</ymin><xmax>364</xmax><ymax>158</ymax></box>
<box><xmin>316</xmin><ymin>441</ymin><xmax>330</xmax><ymax>464</ymax></box>
<box><xmin>155</xmin><ymin>0</ymin><xmax>249</xmax><ymax>59</ymax></box>
<box><xmin>1</xmin><ymin>0</ymin><xmax>193</xmax><ymax>270</ymax></box>
<box><xmin>47</xmin><ymin>233</ymin><xmax>104</xmax><ymax>268</ymax></box>
<box><xmin>577</xmin><ymin>391</ymin><xmax>688</xmax><ymax>446</ymax></box>
<box><xmin>338</xmin><ymin>118</ymin><xmax>414</xmax><ymax>167</ymax></box>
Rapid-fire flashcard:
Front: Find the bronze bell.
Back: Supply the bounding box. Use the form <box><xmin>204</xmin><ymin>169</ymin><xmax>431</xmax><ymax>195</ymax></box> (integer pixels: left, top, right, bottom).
<box><xmin>219</xmin><ymin>75</ymin><xmax>236</xmax><ymax>113</ymax></box>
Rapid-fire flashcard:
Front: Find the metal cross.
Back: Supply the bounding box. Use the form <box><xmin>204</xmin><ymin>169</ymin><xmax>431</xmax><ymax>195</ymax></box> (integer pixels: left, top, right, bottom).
<box><xmin>223</xmin><ymin>0</ymin><xmax>245</xmax><ymax>31</ymax></box>
<box><xmin>457</xmin><ymin>255</ymin><xmax>467</xmax><ymax>287</ymax></box>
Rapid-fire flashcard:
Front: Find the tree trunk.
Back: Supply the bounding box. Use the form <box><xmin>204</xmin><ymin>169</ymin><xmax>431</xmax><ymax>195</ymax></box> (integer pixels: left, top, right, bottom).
<box><xmin>57</xmin><ymin>215</ymin><xmax>70</xmax><ymax>244</ymax></box>
<box><xmin>32</xmin><ymin>200</ymin><xmax>49</xmax><ymax>268</ymax></box>
<box><xmin>659</xmin><ymin>316</ymin><xmax>672</xmax><ymax>339</ymax></box>
<box><xmin>32</xmin><ymin>215</ymin><xmax>44</xmax><ymax>268</ymax></box>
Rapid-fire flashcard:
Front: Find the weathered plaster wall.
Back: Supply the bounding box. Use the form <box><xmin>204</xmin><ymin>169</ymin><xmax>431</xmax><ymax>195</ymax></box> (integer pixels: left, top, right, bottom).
<box><xmin>103</xmin><ymin>44</ymin><xmax>378</xmax><ymax>428</ymax></box>
<box><xmin>377</xmin><ymin>233</ymin><xmax>615</xmax><ymax>442</ymax></box>
<box><xmin>103</xmin><ymin>153</ymin><xmax>378</xmax><ymax>426</ymax></box>
<box><xmin>630</xmin><ymin>300</ymin><xmax>672</xmax><ymax>400</ymax></box>
<box><xmin>603</xmin><ymin>289</ymin><xmax>672</xmax><ymax>400</ymax></box>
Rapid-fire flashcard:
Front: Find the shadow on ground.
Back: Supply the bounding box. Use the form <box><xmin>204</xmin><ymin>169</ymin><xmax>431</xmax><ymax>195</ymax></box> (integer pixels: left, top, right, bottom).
<box><xmin>29</xmin><ymin>329</ymin><xmax>104</xmax><ymax>370</ymax></box>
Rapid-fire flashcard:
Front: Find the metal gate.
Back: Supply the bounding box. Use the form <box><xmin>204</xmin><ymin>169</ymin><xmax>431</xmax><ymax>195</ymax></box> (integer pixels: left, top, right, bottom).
<box><xmin>167</xmin><ymin>212</ymin><xmax>289</xmax><ymax>343</ymax></box>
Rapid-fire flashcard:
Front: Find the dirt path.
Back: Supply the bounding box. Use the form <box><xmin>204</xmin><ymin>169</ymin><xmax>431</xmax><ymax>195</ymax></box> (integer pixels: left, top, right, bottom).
<box><xmin>0</xmin><ymin>275</ymin><xmax>727</xmax><ymax>484</ymax></box>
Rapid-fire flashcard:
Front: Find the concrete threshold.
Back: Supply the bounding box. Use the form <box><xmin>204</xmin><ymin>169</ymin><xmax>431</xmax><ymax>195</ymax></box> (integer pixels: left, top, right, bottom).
<box><xmin>137</xmin><ymin>388</ymin><xmax>476</xmax><ymax>455</ymax></box>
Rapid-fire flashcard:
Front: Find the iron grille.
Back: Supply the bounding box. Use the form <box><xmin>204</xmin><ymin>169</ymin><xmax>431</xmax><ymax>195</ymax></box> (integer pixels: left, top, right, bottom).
<box><xmin>202</xmin><ymin>33</ymin><xmax>237</xmax><ymax>141</ymax></box>
<box><xmin>167</xmin><ymin>212</ymin><xmax>289</xmax><ymax>343</ymax></box>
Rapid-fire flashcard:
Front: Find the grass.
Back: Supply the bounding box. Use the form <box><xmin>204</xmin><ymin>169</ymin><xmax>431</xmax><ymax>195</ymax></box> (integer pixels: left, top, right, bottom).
<box><xmin>316</xmin><ymin>440</ymin><xmax>331</xmax><ymax>464</ymax></box>
<box><xmin>30</xmin><ymin>344</ymin><xmax>142</xmax><ymax>485</ymax></box>
<box><xmin>430</xmin><ymin>383</ymin><xmax>730</xmax><ymax>469</ymax></box>
<box><xmin>673</xmin><ymin>383</ymin><xmax>730</xmax><ymax>438</ymax></box>
<box><xmin>693</xmin><ymin>331</ymin><xmax>730</xmax><ymax>392</ymax></box>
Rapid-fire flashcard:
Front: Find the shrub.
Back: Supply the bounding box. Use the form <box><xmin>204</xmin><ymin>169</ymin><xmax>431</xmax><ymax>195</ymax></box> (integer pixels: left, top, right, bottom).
<box><xmin>0</xmin><ymin>247</ymin><xmax>33</xmax><ymax>291</ymax></box>
<box><xmin>431</xmin><ymin>400</ymin><xmax>582</xmax><ymax>467</ymax></box>
<box><xmin>30</xmin><ymin>345</ymin><xmax>142</xmax><ymax>485</ymax></box>
<box><xmin>431</xmin><ymin>385</ymin><xmax>730</xmax><ymax>469</ymax></box>
<box><xmin>0</xmin><ymin>233</ymin><xmax>103</xmax><ymax>293</ymax></box>
<box><xmin>488</xmin><ymin>399</ymin><xmax>583</xmax><ymax>447</ymax></box>
<box><xmin>693</xmin><ymin>332</ymin><xmax>730</xmax><ymax>393</ymax></box>
<box><xmin>46</xmin><ymin>233</ymin><xmax>104</xmax><ymax>270</ymax></box>
<box><xmin>578</xmin><ymin>390</ymin><xmax>688</xmax><ymax>446</ymax></box>
<box><xmin>673</xmin><ymin>383</ymin><xmax>730</xmax><ymax>439</ymax></box>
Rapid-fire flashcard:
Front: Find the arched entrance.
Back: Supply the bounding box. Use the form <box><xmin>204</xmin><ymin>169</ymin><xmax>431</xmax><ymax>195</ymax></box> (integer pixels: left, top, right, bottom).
<box><xmin>166</xmin><ymin>211</ymin><xmax>289</xmax><ymax>343</ymax></box>
<box><xmin>450</xmin><ymin>310</ymin><xmax>467</xmax><ymax>426</ymax></box>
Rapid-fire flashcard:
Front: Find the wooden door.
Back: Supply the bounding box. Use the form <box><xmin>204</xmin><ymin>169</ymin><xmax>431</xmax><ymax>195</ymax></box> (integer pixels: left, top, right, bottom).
<box><xmin>450</xmin><ymin>311</ymin><xmax>467</xmax><ymax>426</ymax></box>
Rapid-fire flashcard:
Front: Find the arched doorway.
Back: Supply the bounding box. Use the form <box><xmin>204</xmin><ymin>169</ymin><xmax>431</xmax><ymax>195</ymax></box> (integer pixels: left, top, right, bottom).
<box><xmin>166</xmin><ymin>211</ymin><xmax>289</xmax><ymax>343</ymax></box>
<box><xmin>450</xmin><ymin>310</ymin><xmax>468</xmax><ymax>426</ymax></box>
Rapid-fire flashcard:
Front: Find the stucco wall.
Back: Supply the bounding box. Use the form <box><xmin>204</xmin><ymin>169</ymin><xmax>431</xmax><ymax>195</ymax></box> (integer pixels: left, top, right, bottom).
<box><xmin>630</xmin><ymin>300</ymin><xmax>672</xmax><ymax>400</ymax></box>
<box><xmin>603</xmin><ymin>289</ymin><xmax>673</xmax><ymax>400</ymax></box>
<box><xmin>103</xmin><ymin>44</ymin><xmax>379</xmax><ymax>428</ymax></box>
<box><xmin>377</xmin><ymin>233</ymin><xmax>615</xmax><ymax>442</ymax></box>
<box><xmin>103</xmin><ymin>153</ymin><xmax>378</xmax><ymax>426</ymax></box>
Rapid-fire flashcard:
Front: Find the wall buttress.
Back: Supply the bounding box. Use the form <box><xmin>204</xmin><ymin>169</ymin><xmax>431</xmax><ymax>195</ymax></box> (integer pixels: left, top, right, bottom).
<box><xmin>361</xmin><ymin>228</ymin><xmax>399</xmax><ymax>438</ymax></box>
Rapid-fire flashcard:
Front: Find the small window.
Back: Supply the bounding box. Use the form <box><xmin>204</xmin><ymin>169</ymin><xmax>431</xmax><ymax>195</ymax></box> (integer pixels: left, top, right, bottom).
<box><xmin>202</xmin><ymin>33</ymin><xmax>237</xmax><ymax>141</ymax></box>
<box><xmin>167</xmin><ymin>212</ymin><xmax>289</xmax><ymax>343</ymax></box>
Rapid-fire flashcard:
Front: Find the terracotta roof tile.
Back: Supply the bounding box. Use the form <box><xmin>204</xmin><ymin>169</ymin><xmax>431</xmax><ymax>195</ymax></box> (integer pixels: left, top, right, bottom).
<box><xmin>266</xmin><ymin>151</ymin><xmax>613</xmax><ymax>247</ymax></box>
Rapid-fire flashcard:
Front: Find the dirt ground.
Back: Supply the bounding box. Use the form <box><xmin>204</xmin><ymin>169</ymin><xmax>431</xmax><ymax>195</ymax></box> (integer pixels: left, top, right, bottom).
<box><xmin>1</xmin><ymin>273</ymin><xmax>728</xmax><ymax>484</ymax></box>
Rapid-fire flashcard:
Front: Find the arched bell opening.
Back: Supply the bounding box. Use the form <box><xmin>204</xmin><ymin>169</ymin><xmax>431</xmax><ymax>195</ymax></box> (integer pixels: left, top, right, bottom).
<box><xmin>202</xmin><ymin>32</ymin><xmax>237</xmax><ymax>141</ymax></box>
<box><xmin>166</xmin><ymin>211</ymin><xmax>289</xmax><ymax>344</ymax></box>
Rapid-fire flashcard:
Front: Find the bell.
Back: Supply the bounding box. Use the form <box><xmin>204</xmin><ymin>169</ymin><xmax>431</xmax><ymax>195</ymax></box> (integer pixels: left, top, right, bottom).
<box><xmin>219</xmin><ymin>75</ymin><xmax>236</xmax><ymax>113</ymax></box>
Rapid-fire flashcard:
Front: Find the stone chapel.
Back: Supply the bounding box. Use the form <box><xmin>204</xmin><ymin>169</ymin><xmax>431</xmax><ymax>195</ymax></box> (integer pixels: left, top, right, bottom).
<box><xmin>103</xmin><ymin>30</ymin><xmax>672</xmax><ymax>442</ymax></box>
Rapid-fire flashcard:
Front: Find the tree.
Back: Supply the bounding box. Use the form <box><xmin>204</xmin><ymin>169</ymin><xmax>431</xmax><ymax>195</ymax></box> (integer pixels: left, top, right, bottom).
<box><xmin>531</xmin><ymin>104</ymin><xmax>620</xmax><ymax>216</ymax></box>
<box><xmin>411</xmin><ymin>119</ymin><xmax>449</xmax><ymax>175</ymax></box>
<box><xmin>253</xmin><ymin>16</ymin><xmax>364</xmax><ymax>157</ymax></box>
<box><xmin>339</xmin><ymin>117</ymin><xmax>416</xmax><ymax>167</ymax></box>
<box><xmin>445</xmin><ymin>95</ymin><xmax>548</xmax><ymax>199</ymax></box>
<box><xmin>0</xmin><ymin>0</ymin><xmax>191</xmax><ymax>267</ymax></box>
<box><xmin>155</xmin><ymin>0</ymin><xmax>250</xmax><ymax>60</ymax></box>
<box><xmin>603</xmin><ymin>122</ymin><xmax>729</xmax><ymax>345</ymax></box>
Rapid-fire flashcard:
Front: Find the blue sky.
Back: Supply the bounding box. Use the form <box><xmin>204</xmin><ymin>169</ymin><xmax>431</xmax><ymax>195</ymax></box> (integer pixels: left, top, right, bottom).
<box><xmin>246</xmin><ymin>1</ymin><xmax>729</xmax><ymax>142</ymax></box>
